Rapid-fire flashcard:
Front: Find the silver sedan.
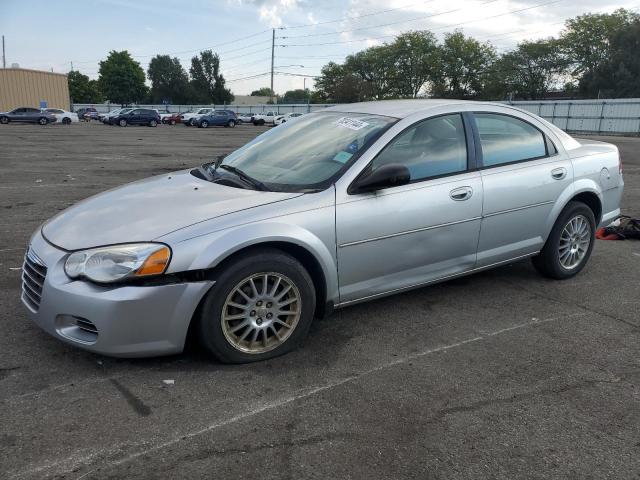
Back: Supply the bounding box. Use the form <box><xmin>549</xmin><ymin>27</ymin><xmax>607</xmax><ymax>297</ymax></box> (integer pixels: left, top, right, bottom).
<box><xmin>22</xmin><ymin>100</ymin><xmax>623</xmax><ymax>362</ymax></box>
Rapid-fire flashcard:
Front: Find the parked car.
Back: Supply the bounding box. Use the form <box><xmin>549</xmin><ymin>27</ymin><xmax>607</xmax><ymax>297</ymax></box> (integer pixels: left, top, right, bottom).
<box><xmin>112</xmin><ymin>108</ymin><xmax>161</xmax><ymax>127</ymax></box>
<box><xmin>81</xmin><ymin>107</ymin><xmax>99</xmax><ymax>121</ymax></box>
<box><xmin>21</xmin><ymin>100</ymin><xmax>623</xmax><ymax>363</ymax></box>
<box><xmin>181</xmin><ymin>108</ymin><xmax>215</xmax><ymax>126</ymax></box>
<box><xmin>252</xmin><ymin>110</ymin><xmax>278</xmax><ymax>126</ymax></box>
<box><xmin>43</xmin><ymin>108</ymin><xmax>79</xmax><ymax>125</ymax></box>
<box><xmin>163</xmin><ymin>112</ymin><xmax>183</xmax><ymax>125</ymax></box>
<box><xmin>274</xmin><ymin>112</ymin><xmax>303</xmax><ymax>126</ymax></box>
<box><xmin>195</xmin><ymin>110</ymin><xmax>238</xmax><ymax>128</ymax></box>
<box><xmin>0</xmin><ymin>107</ymin><xmax>57</xmax><ymax>125</ymax></box>
<box><xmin>236</xmin><ymin>112</ymin><xmax>255</xmax><ymax>124</ymax></box>
<box><xmin>103</xmin><ymin>108</ymin><xmax>133</xmax><ymax>124</ymax></box>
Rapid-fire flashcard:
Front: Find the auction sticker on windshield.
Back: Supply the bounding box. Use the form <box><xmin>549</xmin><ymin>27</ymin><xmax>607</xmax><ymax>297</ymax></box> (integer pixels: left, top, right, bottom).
<box><xmin>336</xmin><ymin>117</ymin><xmax>370</xmax><ymax>130</ymax></box>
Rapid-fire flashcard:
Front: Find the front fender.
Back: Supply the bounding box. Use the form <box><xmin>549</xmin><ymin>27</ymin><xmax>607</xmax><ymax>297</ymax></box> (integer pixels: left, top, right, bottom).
<box><xmin>169</xmin><ymin>220</ymin><xmax>339</xmax><ymax>304</ymax></box>
<box><xmin>543</xmin><ymin>179</ymin><xmax>603</xmax><ymax>241</ymax></box>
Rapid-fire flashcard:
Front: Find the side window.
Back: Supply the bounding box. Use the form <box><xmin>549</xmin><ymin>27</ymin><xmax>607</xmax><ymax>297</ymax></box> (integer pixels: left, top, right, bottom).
<box><xmin>371</xmin><ymin>114</ymin><xmax>468</xmax><ymax>182</ymax></box>
<box><xmin>475</xmin><ymin>113</ymin><xmax>547</xmax><ymax>167</ymax></box>
<box><xmin>130</xmin><ymin>109</ymin><xmax>140</xmax><ymax>115</ymax></box>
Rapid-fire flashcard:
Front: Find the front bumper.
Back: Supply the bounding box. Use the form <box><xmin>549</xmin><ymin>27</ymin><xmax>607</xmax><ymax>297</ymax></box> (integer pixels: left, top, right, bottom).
<box><xmin>21</xmin><ymin>230</ymin><xmax>214</xmax><ymax>357</ymax></box>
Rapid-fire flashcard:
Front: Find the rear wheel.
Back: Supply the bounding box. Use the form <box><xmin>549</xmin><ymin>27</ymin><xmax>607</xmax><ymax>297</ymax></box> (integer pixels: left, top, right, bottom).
<box><xmin>170</xmin><ymin>119</ymin><xmax>176</xmax><ymax>125</ymax></box>
<box><xmin>227</xmin><ymin>120</ymin><xmax>236</xmax><ymax>128</ymax></box>
<box><xmin>149</xmin><ymin>119</ymin><xmax>158</xmax><ymax>127</ymax></box>
<box><xmin>532</xmin><ymin>201</ymin><xmax>596</xmax><ymax>279</ymax></box>
<box><xmin>197</xmin><ymin>248</ymin><xmax>316</xmax><ymax>363</ymax></box>
<box><xmin>62</xmin><ymin>117</ymin><xmax>71</xmax><ymax>125</ymax></box>
<box><xmin>119</xmin><ymin>119</ymin><xmax>127</xmax><ymax>127</ymax></box>
<box><xmin>0</xmin><ymin>116</ymin><xmax>9</xmax><ymax>124</ymax></box>
<box><xmin>200</xmin><ymin>120</ymin><xmax>208</xmax><ymax>128</ymax></box>
<box><xmin>38</xmin><ymin>117</ymin><xmax>48</xmax><ymax>125</ymax></box>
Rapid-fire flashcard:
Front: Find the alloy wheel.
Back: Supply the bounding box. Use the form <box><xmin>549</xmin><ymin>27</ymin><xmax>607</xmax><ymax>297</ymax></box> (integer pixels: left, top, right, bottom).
<box><xmin>221</xmin><ymin>272</ymin><xmax>302</xmax><ymax>354</ymax></box>
<box><xmin>559</xmin><ymin>214</ymin><xmax>591</xmax><ymax>269</ymax></box>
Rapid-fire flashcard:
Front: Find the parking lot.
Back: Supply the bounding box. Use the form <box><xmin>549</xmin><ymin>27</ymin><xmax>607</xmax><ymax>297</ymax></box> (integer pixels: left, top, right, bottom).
<box><xmin>1</xmin><ymin>122</ymin><xmax>639</xmax><ymax>479</ymax></box>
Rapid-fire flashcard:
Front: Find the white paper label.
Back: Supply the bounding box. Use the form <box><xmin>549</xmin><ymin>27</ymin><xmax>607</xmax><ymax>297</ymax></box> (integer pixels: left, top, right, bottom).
<box><xmin>336</xmin><ymin>117</ymin><xmax>369</xmax><ymax>130</ymax></box>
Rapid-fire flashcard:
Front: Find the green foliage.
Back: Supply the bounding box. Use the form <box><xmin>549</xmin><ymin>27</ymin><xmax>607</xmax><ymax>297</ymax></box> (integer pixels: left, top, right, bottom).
<box><xmin>98</xmin><ymin>51</ymin><xmax>147</xmax><ymax>105</ymax></box>
<box><xmin>314</xmin><ymin>62</ymin><xmax>365</xmax><ymax>103</ymax></box>
<box><xmin>281</xmin><ymin>89</ymin><xmax>310</xmax><ymax>103</ymax></box>
<box><xmin>585</xmin><ymin>20</ymin><xmax>640</xmax><ymax>98</ymax></box>
<box><xmin>486</xmin><ymin>39</ymin><xmax>567</xmax><ymax>100</ymax></box>
<box><xmin>68</xmin><ymin>70</ymin><xmax>103</xmax><ymax>103</ymax></box>
<box><xmin>250</xmin><ymin>87</ymin><xmax>275</xmax><ymax>96</ymax></box>
<box><xmin>147</xmin><ymin>55</ymin><xmax>191</xmax><ymax>104</ymax></box>
<box><xmin>388</xmin><ymin>31</ymin><xmax>440</xmax><ymax>98</ymax></box>
<box><xmin>189</xmin><ymin>50</ymin><xmax>234</xmax><ymax>104</ymax></box>
<box><xmin>431</xmin><ymin>31</ymin><xmax>497</xmax><ymax>98</ymax></box>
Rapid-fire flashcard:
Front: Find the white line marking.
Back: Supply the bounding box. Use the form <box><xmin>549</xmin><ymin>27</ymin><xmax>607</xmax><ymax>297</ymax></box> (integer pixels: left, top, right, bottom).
<box><xmin>11</xmin><ymin>314</ymin><xmax>578</xmax><ymax>480</ymax></box>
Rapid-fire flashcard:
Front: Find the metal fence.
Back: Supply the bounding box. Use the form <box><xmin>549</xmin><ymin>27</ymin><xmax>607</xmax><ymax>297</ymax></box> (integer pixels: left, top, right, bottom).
<box><xmin>72</xmin><ymin>103</ymin><xmax>336</xmax><ymax>115</ymax></box>
<box><xmin>73</xmin><ymin>98</ymin><xmax>640</xmax><ymax>136</ymax></box>
<box><xmin>508</xmin><ymin>98</ymin><xmax>640</xmax><ymax>135</ymax></box>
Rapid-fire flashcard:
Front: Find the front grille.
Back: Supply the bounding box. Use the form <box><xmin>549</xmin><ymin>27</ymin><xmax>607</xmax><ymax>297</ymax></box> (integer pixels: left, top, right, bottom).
<box><xmin>22</xmin><ymin>248</ymin><xmax>47</xmax><ymax>312</ymax></box>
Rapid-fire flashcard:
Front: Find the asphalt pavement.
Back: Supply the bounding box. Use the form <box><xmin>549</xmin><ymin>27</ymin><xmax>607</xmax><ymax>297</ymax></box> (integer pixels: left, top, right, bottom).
<box><xmin>1</xmin><ymin>123</ymin><xmax>639</xmax><ymax>479</ymax></box>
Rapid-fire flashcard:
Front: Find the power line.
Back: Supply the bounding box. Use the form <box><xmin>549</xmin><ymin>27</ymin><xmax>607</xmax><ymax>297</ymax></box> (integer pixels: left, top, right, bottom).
<box><xmin>278</xmin><ymin>0</ymin><xmax>564</xmax><ymax>47</ymax></box>
<box><xmin>279</xmin><ymin>0</ymin><xmax>498</xmax><ymax>39</ymax></box>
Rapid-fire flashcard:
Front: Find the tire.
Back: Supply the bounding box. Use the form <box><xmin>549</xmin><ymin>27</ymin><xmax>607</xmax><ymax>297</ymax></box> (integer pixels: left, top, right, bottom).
<box><xmin>227</xmin><ymin>120</ymin><xmax>236</xmax><ymax>128</ymax></box>
<box><xmin>38</xmin><ymin>117</ymin><xmax>48</xmax><ymax>125</ymax></box>
<box><xmin>197</xmin><ymin>248</ymin><xmax>316</xmax><ymax>363</ymax></box>
<box><xmin>200</xmin><ymin>120</ymin><xmax>208</xmax><ymax>128</ymax></box>
<box><xmin>252</xmin><ymin>121</ymin><xmax>259</xmax><ymax>126</ymax></box>
<box><xmin>62</xmin><ymin>117</ymin><xmax>71</xmax><ymax>125</ymax></box>
<box><xmin>0</xmin><ymin>116</ymin><xmax>9</xmax><ymax>124</ymax></box>
<box><xmin>170</xmin><ymin>119</ymin><xmax>176</xmax><ymax>125</ymax></box>
<box><xmin>149</xmin><ymin>119</ymin><xmax>158</xmax><ymax>127</ymax></box>
<box><xmin>119</xmin><ymin>119</ymin><xmax>127</xmax><ymax>127</ymax></box>
<box><xmin>532</xmin><ymin>201</ymin><xmax>596</xmax><ymax>280</ymax></box>
<box><xmin>259</xmin><ymin>119</ymin><xmax>265</xmax><ymax>125</ymax></box>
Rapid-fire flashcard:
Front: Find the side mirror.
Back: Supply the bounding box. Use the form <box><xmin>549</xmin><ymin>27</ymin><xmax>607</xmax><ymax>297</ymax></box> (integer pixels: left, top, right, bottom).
<box><xmin>351</xmin><ymin>163</ymin><xmax>410</xmax><ymax>194</ymax></box>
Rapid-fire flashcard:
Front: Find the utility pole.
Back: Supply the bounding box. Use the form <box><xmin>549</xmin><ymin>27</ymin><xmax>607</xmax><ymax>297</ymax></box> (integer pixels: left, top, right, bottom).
<box><xmin>2</xmin><ymin>36</ymin><xmax>5</xmax><ymax>69</ymax></box>
<box><xmin>70</xmin><ymin>61</ymin><xmax>74</xmax><ymax>71</ymax></box>
<box><xmin>270</xmin><ymin>28</ymin><xmax>275</xmax><ymax>104</ymax></box>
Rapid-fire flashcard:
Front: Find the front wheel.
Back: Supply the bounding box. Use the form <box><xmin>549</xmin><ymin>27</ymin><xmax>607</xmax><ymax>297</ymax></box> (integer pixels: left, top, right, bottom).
<box><xmin>149</xmin><ymin>119</ymin><xmax>158</xmax><ymax>127</ymax></box>
<box><xmin>0</xmin><ymin>116</ymin><xmax>9</xmax><ymax>124</ymax></box>
<box><xmin>227</xmin><ymin>120</ymin><xmax>235</xmax><ymax>128</ymax></box>
<box><xmin>38</xmin><ymin>117</ymin><xmax>48</xmax><ymax>125</ymax></box>
<box><xmin>62</xmin><ymin>117</ymin><xmax>72</xmax><ymax>125</ymax></box>
<box><xmin>197</xmin><ymin>248</ymin><xmax>316</xmax><ymax>363</ymax></box>
<box><xmin>170</xmin><ymin>119</ymin><xmax>176</xmax><ymax>125</ymax></box>
<box><xmin>119</xmin><ymin>119</ymin><xmax>127</xmax><ymax>127</ymax></box>
<box><xmin>200</xmin><ymin>120</ymin><xmax>208</xmax><ymax>128</ymax></box>
<box><xmin>532</xmin><ymin>201</ymin><xmax>596</xmax><ymax>279</ymax></box>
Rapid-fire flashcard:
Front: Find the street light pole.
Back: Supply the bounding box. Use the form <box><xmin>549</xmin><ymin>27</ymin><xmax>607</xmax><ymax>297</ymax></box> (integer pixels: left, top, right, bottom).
<box><xmin>270</xmin><ymin>29</ymin><xmax>275</xmax><ymax>104</ymax></box>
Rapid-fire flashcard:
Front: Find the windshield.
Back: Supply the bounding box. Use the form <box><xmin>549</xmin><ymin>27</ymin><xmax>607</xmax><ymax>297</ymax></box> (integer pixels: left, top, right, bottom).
<box><xmin>219</xmin><ymin>111</ymin><xmax>396</xmax><ymax>191</ymax></box>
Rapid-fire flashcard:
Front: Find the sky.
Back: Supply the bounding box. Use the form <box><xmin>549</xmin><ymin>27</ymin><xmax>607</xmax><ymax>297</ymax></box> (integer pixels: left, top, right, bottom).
<box><xmin>0</xmin><ymin>0</ymin><xmax>637</xmax><ymax>96</ymax></box>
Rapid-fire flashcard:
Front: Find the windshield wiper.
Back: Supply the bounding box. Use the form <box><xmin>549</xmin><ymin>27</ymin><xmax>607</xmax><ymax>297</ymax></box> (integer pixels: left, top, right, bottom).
<box><xmin>219</xmin><ymin>164</ymin><xmax>268</xmax><ymax>191</ymax></box>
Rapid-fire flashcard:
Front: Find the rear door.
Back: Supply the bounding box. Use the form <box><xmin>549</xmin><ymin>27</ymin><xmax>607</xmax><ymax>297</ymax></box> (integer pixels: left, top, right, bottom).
<box><xmin>472</xmin><ymin>111</ymin><xmax>573</xmax><ymax>267</ymax></box>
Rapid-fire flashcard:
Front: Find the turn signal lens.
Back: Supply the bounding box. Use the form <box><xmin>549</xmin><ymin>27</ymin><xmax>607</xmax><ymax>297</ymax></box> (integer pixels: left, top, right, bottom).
<box><xmin>135</xmin><ymin>247</ymin><xmax>170</xmax><ymax>276</ymax></box>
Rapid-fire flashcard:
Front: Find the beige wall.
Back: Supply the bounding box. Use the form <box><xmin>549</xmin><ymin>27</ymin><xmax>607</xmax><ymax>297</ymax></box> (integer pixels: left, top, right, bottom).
<box><xmin>0</xmin><ymin>68</ymin><xmax>70</xmax><ymax>112</ymax></box>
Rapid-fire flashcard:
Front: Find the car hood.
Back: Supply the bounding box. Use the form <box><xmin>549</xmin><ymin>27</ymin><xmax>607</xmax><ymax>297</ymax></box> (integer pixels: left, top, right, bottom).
<box><xmin>41</xmin><ymin>169</ymin><xmax>302</xmax><ymax>251</ymax></box>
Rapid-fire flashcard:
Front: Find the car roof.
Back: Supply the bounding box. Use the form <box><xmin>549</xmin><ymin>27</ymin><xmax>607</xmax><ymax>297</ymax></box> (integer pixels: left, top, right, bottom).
<box><xmin>325</xmin><ymin>99</ymin><xmax>511</xmax><ymax>119</ymax></box>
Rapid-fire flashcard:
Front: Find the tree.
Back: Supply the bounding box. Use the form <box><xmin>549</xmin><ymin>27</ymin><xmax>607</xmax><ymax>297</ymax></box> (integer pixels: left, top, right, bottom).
<box><xmin>68</xmin><ymin>70</ymin><xmax>103</xmax><ymax>103</ymax></box>
<box><xmin>344</xmin><ymin>45</ymin><xmax>396</xmax><ymax>99</ymax></box>
<box><xmin>587</xmin><ymin>20</ymin><xmax>640</xmax><ymax>98</ymax></box>
<box><xmin>190</xmin><ymin>50</ymin><xmax>234</xmax><ymax>104</ymax></box>
<box><xmin>487</xmin><ymin>39</ymin><xmax>567</xmax><ymax>100</ymax></box>
<box><xmin>388</xmin><ymin>31</ymin><xmax>440</xmax><ymax>98</ymax></box>
<box><xmin>98</xmin><ymin>51</ymin><xmax>147</xmax><ymax>105</ymax></box>
<box><xmin>250</xmin><ymin>87</ymin><xmax>275</xmax><ymax>96</ymax></box>
<box><xmin>315</xmin><ymin>62</ymin><xmax>365</xmax><ymax>103</ymax></box>
<box><xmin>281</xmin><ymin>89</ymin><xmax>310</xmax><ymax>103</ymax></box>
<box><xmin>560</xmin><ymin>8</ymin><xmax>639</xmax><ymax>95</ymax></box>
<box><xmin>431</xmin><ymin>31</ymin><xmax>497</xmax><ymax>98</ymax></box>
<box><xmin>147</xmin><ymin>55</ymin><xmax>191</xmax><ymax>104</ymax></box>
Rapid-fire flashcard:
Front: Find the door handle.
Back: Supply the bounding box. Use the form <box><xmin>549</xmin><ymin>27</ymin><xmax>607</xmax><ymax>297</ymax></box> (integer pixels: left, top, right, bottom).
<box><xmin>551</xmin><ymin>167</ymin><xmax>567</xmax><ymax>180</ymax></box>
<box><xmin>450</xmin><ymin>186</ymin><xmax>473</xmax><ymax>201</ymax></box>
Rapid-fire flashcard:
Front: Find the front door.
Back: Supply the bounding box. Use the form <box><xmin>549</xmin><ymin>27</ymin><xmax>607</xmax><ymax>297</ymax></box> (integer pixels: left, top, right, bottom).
<box><xmin>336</xmin><ymin>113</ymin><xmax>483</xmax><ymax>304</ymax></box>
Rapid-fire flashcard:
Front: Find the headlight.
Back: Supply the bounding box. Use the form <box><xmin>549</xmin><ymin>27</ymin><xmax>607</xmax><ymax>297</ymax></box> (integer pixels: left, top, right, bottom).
<box><xmin>64</xmin><ymin>243</ymin><xmax>171</xmax><ymax>283</ymax></box>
